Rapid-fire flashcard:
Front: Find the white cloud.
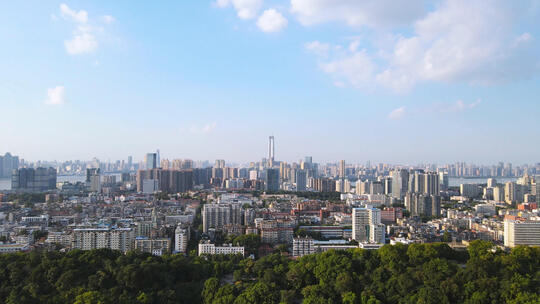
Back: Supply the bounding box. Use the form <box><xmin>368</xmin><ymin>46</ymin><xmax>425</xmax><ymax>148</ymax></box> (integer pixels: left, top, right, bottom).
<box><xmin>305</xmin><ymin>41</ymin><xmax>331</xmax><ymax>57</ymax></box>
<box><xmin>320</xmin><ymin>50</ymin><xmax>376</xmax><ymax>88</ymax></box>
<box><xmin>58</xmin><ymin>4</ymin><xmax>114</xmax><ymax>56</ymax></box>
<box><xmin>190</xmin><ymin>122</ymin><xmax>217</xmax><ymax>134</ymax></box>
<box><xmin>64</xmin><ymin>26</ymin><xmax>98</xmax><ymax>55</ymax></box>
<box><xmin>291</xmin><ymin>0</ymin><xmax>425</xmax><ymax>28</ymax></box>
<box><xmin>388</xmin><ymin>107</ymin><xmax>406</xmax><ymax>120</ymax></box>
<box><xmin>257</xmin><ymin>9</ymin><xmax>288</xmax><ymax>33</ymax></box>
<box><xmin>215</xmin><ymin>0</ymin><xmax>262</xmax><ymax>19</ymax></box>
<box><xmin>60</xmin><ymin>3</ymin><xmax>88</xmax><ymax>23</ymax></box>
<box><xmin>436</xmin><ymin>99</ymin><xmax>482</xmax><ymax>113</ymax></box>
<box><xmin>305</xmin><ymin>0</ymin><xmax>540</xmax><ymax>92</ymax></box>
<box><xmin>101</xmin><ymin>15</ymin><xmax>115</xmax><ymax>24</ymax></box>
<box><xmin>45</xmin><ymin>86</ymin><xmax>66</xmax><ymax>106</ymax></box>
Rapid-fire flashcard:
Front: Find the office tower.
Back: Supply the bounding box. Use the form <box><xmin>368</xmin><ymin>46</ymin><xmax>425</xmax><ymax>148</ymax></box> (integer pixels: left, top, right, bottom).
<box><xmin>268</xmin><ymin>136</ymin><xmax>275</xmax><ymax>163</ymax></box>
<box><xmin>352</xmin><ymin>207</ymin><xmax>385</xmax><ymax>244</ymax></box>
<box><xmin>439</xmin><ymin>172</ymin><xmax>449</xmax><ymax>191</ymax></box>
<box><xmin>0</xmin><ymin>153</ymin><xmax>19</xmax><ymax>178</ymax></box>
<box><xmin>296</xmin><ymin>170</ymin><xmax>307</xmax><ymax>191</ymax></box>
<box><xmin>264</xmin><ymin>168</ymin><xmax>280</xmax><ymax>192</ymax></box>
<box><xmin>391</xmin><ymin>169</ymin><xmax>409</xmax><ymax>199</ymax></box>
<box><xmin>127</xmin><ymin>156</ymin><xmax>133</xmax><ymax>169</ymax></box>
<box><xmin>504</xmin><ymin>220</ymin><xmax>540</xmax><ymax>247</ymax></box>
<box><xmin>11</xmin><ymin>167</ymin><xmax>57</xmax><ymax>192</ymax></box>
<box><xmin>156</xmin><ymin>149</ymin><xmax>160</xmax><ymax>168</ymax></box>
<box><xmin>202</xmin><ymin>203</ymin><xmax>243</xmax><ymax>233</ymax></box>
<box><xmin>339</xmin><ymin>160</ymin><xmax>345</xmax><ymax>178</ymax></box>
<box><xmin>175</xmin><ymin>226</ymin><xmax>190</xmax><ymax>253</ymax></box>
<box><xmin>145</xmin><ymin>153</ymin><xmax>157</xmax><ymax>170</ymax></box>
<box><xmin>72</xmin><ymin>228</ymin><xmax>134</xmax><ymax>253</ymax></box>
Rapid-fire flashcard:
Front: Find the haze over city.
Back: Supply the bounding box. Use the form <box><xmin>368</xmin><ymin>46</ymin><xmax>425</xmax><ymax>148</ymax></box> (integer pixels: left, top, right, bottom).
<box><xmin>2</xmin><ymin>1</ymin><xmax>540</xmax><ymax>163</ymax></box>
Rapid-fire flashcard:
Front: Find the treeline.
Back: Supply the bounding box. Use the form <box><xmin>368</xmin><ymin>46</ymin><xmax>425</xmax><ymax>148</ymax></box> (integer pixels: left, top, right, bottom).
<box><xmin>0</xmin><ymin>249</ymin><xmax>241</xmax><ymax>304</ymax></box>
<box><xmin>203</xmin><ymin>241</ymin><xmax>540</xmax><ymax>304</ymax></box>
<box><xmin>0</xmin><ymin>241</ymin><xmax>539</xmax><ymax>304</ymax></box>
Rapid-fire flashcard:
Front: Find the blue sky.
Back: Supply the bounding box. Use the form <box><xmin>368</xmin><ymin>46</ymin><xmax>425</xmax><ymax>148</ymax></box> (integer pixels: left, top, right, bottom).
<box><xmin>1</xmin><ymin>0</ymin><xmax>539</xmax><ymax>164</ymax></box>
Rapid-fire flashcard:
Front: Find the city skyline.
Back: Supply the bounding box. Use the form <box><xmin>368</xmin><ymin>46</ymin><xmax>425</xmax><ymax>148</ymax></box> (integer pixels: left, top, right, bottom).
<box><xmin>2</xmin><ymin>1</ymin><xmax>540</xmax><ymax>163</ymax></box>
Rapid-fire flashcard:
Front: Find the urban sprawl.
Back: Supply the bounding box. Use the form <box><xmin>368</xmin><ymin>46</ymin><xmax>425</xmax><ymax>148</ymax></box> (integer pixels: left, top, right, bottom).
<box><xmin>1</xmin><ymin>140</ymin><xmax>539</xmax><ymax>257</ymax></box>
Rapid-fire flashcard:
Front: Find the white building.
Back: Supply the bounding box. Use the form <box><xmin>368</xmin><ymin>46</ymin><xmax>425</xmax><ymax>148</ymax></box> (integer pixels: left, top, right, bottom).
<box><xmin>175</xmin><ymin>226</ymin><xmax>190</xmax><ymax>253</ymax></box>
<box><xmin>292</xmin><ymin>237</ymin><xmax>315</xmax><ymax>257</ymax></box>
<box><xmin>198</xmin><ymin>241</ymin><xmax>244</xmax><ymax>256</ymax></box>
<box><xmin>72</xmin><ymin>228</ymin><xmax>134</xmax><ymax>252</ymax></box>
<box><xmin>352</xmin><ymin>206</ymin><xmax>385</xmax><ymax>244</ymax></box>
<box><xmin>504</xmin><ymin>220</ymin><xmax>540</xmax><ymax>248</ymax></box>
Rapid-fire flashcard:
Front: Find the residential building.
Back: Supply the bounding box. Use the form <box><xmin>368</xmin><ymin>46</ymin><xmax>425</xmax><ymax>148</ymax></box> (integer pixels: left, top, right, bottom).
<box><xmin>198</xmin><ymin>241</ymin><xmax>244</xmax><ymax>256</ymax></box>
<box><xmin>504</xmin><ymin>220</ymin><xmax>540</xmax><ymax>247</ymax></box>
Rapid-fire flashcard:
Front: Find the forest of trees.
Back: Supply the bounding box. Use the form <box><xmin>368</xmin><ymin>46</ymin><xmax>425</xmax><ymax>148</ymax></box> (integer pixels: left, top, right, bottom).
<box><xmin>0</xmin><ymin>241</ymin><xmax>538</xmax><ymax>304</ymax></box>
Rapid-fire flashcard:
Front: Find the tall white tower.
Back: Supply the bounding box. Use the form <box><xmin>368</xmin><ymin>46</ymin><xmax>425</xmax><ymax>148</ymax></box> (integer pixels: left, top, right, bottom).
<box><xmin>268</xmin><ymin>136</ymin><xmax>275</xmax><ymax>163</ymax></box>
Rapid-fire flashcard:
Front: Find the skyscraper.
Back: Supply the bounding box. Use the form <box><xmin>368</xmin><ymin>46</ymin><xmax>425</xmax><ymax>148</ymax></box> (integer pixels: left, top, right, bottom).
<box><xmin>339</xmin><ymin>160</ymin><xmax>345</xmax><ymax>179</ymax></box>
<box><xmin>391</xmin><ymin>169</ymin><xmax>409</xmax><ymax>199</ymax></box>
<box><xmin>296</xmin><ymin>170</ymin><xmax>307</xmax><ymax>191</ymax></box>
<box><xmin>268</xmin><ymin>136</ymin><xmax>275</xmax><ymax>163</ymax></box>
<box><xmin>0</xmin><ymin>153</ymin><xmax>19</xmax><ymax>178</ymax></box>
<box><xmin>352</xmin><ymin>207</ymin><xmax>385</xmax><ymax>244</ymax></box>
<box><xmin>145</xmin><ymin>153</ymin><xmax>157</xmax><ymax>170</ymax></box>
<box><xmin>264</xmin><ymin>168</ymin><xmax>280</xmax><ymax>192</ymax></box>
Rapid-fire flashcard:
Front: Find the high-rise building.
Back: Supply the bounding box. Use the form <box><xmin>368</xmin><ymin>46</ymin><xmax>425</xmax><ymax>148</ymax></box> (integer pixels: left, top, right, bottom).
<box><xmin>268</xmin><ymin>136</ymin><xmax>275</xmax><ymax>165</ymax></box>
<box><xmin>175</xmin><ymin>226</ymin><xmax>190</xmax><ymax>253</ymax></box>
<box><xmin>339</xmin><ymin>160</ymin><xmax>345</xmax><ymax>179</ymax></box>
<box><xmin>202</xmin><ymin>203</ymin><xmax>243</xmax><ymax>233</ymax></box>
<box><xmin>11</xmin><ymin>167</ymin><xmax>57</xmax><ymax>192</ymax></box>
<box><xmin>487</xmin><ymin>178</ymin><xmax>497</xmax><ymax>188</ymax></box>
<box><xmin>145</xmin><ymin>153</ymin><xmax>157</xmax><ymax>170</ymax></box>
<box><xmin>295</xmin><ymin>170</ymin><xmax>307</xmax><ymax>191</ymax></box>
<box><xmin>264</xmin><ymin>168</ymin><xmax>280</xmax><ymax>192</ymax></box>
<box><xmin>505</xmin><ymin>182</ymin><xmax>526</xmax><ymax>204</ymax></box>
<box><xmin>136</xmin><ymin>169</ymin><xmax>193</xmax><ymax>193</ymax></box>
<box><xmin>504</xmin><ymin>220</ymin><xmax>540</xmax><ymax>248</ymax></box>
<box><xmin>86</xmin><ymin>168</ymin><xmax>101</xmax><ymax>193</ymax></box>
<box><xmin>439</xmin><ymin>172</ymin><xmax>449</xmax><ymax>191</ymax></box>
<box><xmin>0</xmin><ymin>153</ymin><xmax>19</xmax><ymax>178</ymax></box>
<box><xmin>424</xmin><ymin>172</ymin><xmax>440</xmax><ymax>196</ymax></box>
<box><xmin>391</xmin><ymin>169</ymin><xmax>409</xmax><ymax>199</ymax></box>
<box><xmin>404</xmin><ymin>193</ymin><xmax>441</xmax><ymax>217</ymax></box>
<box><xmin>352</xmin><ymin>207</ymin><xmax>385</xmax><ymax>244</ymax></box>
